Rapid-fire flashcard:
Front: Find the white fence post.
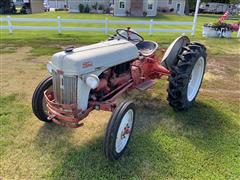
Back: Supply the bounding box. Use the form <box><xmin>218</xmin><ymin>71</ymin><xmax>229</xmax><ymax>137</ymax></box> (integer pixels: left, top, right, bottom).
<box><xmin>57</xmin><ymin>16</ymin><xmax>61</xmax><ymax>34</ymax></box>
<box><xmin>149</xmin><ymin>19</ymin><xmax>153</xmax><ymax>35</ymax></box>
<box><xmin>7</xmin><ymin>16</ymin><xmax>13</xmax><ymax>34</ymax></box>
<box><xmin>105</xmin><ymin>18</ymin><xmax>109</xmax><ymax>35</ymax></box>
<box><xmin>237</xmin><ymin>27</ymin><xmax>240</xmax><ymax>39</ymax></box>
<box><xmin>192</xmin><ymin>0</ymin><xmax>201</xmax><ymax>36</ymax></box>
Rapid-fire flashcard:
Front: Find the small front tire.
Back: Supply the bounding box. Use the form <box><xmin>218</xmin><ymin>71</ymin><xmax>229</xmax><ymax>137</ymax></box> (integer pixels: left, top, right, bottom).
<box><xmin>32</xmin><ymin>76</ymin><xmax>52</xmax><ymax>122</ymax></box>
<box><xmin>104</xmin><ymin>101</ymin><xmax>136</xmax><ymax>160</ymax></box>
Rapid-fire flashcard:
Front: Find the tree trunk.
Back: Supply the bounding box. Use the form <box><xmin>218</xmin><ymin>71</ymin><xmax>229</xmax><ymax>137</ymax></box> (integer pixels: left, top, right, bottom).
<box><xmin>185</xmin><ymin>0</ymin><xmax>190</xmax><ymax>15</ymax></box>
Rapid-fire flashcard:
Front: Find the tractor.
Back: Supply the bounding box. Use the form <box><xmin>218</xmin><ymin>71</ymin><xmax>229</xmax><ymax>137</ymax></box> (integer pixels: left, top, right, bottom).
<box><xmin>32</xmin><ymin>28</ymin><xmax>207</xmax><ymax>160</ymax></box>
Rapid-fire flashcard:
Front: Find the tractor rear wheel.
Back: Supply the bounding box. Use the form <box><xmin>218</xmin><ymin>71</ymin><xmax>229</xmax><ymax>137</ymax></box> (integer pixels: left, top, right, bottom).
<box><xmin>32</xmin><ymin>76</ymin><xmax>53</xmax><ymax>122</ymax></box>
<box><xmin>104</xmin><ymin>101</ymin><xmax>136</xmax><ymax>160</ymax></box>
<box><xmin>167</xmin><ymin>43</ymin><xmax>207</xmax><ymax>111</ymax></box>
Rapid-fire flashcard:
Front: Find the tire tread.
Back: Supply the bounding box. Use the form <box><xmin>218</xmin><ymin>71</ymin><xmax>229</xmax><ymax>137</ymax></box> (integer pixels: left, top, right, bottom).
<box><xmin>167</xmin><ymin>43</ymin><xmax>207</xmax><ymax>111</ymax></box>
<box><xmin>32</xmin><ymin>76</ymin><xmax>52</xmax><ymax>122</ymax></box>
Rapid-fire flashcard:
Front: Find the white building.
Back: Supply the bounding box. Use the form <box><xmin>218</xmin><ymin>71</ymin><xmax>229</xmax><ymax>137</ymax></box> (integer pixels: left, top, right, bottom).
<box><xmin>158</xmin><ymin>0</ymin><xmax>186</xmax><ymax>14</ymax></box>
<box><xmin>47</xmin><ymin>0</ymin><xmax>68</xmax><ymax>9</ymax></box>
<box><xmin>114</xmin><ymin>0</ymin><xmax>186</xmax><ymax>16</ymax></box>
<box><xmin>64</xmin><ymin>0</ymin><xmax>186</xmax><ymax>16</ymax></box>
<box><xmin>114</xmin><ymin>0</ymin><xmax>157</xmax><ymax>16</ymax></box>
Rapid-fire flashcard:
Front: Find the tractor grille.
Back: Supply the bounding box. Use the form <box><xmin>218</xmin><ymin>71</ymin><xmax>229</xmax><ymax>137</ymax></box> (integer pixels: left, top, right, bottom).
<box><xmin>52</xmin><ymin>71</ymin><xmax>78</xmax><ymax>104</ymax></box>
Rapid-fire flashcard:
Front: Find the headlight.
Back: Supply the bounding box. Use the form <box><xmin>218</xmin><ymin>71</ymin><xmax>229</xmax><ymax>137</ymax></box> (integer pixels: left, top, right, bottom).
<box><xmin>85</xmin><ymin>74</ymin><xmax>100</xmax><ymax>89</ymax></box>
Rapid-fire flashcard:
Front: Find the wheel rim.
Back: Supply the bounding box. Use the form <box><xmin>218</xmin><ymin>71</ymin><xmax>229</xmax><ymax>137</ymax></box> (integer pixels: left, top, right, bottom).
<box><xmin>187</xmin><ymin>57</ymin><xmax>205</xmax><ymax>101</ymax></box>
<box><xmin>115</xmin><ymin>109</ymin><xmax>134</xmax><ymax>153</ymax></box>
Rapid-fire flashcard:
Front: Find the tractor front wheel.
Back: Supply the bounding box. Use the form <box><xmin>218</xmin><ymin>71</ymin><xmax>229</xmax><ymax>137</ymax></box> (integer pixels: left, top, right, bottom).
<box><xmin>167</xmin><ymin>43</ymin><xmax>207</xmax><ymax>111</ymax></box>
<box><xmin>32</xmin><ymin>76</ymin><xmax>53</xmax><ymax>122</ymax></box>
<box><xmin>104</xmin><ymin>101</ymin><xmax>136</xmax><ymax>160</ymax></box>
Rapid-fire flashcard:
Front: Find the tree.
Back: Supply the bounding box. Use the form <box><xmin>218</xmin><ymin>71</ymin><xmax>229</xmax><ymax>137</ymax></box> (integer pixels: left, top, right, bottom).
<box><xmin>229</xmin><ymin>0</ymin><xmax>239</xmax><ymax>4</ymax></box>
<box><xmin>0</xmin><ymin>0</ymin><xmax>16</xmax><ymax>14</ymax></box>
<box><xmin>202</xmin><ymin>0</ymin><xmax>230</xmax><ymax>3</ymax></box>
<box><xmin>185</xmin><ymin>0</ymin><xmax>190</xmax><ymax>15</ymax></box>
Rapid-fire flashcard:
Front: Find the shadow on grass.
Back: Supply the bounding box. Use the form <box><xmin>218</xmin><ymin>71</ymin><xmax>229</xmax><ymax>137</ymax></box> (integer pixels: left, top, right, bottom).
<box><xmin>33</xmin><ymin>90</ymin><xmax>239</xmax><ymax>178</ymax></box>
<box><xmin>33</xmin><ymin>93</ymin><xmax>174</xmax><ymax>178</ymax></box>
<box><xmin>34</xmin><ymin>122</ymin><xmax>173</xmax><ymax>179</ymax></box>
<box><xmin>133</xmin><ymin>90</ymin><xmax>239</xmax><ymax>150</ymax></box>
<box><xmin>34</xmin><ymin>122</ymin><xmax>74</xmax><ymax>144</ymax></box>
<box><xmin>170</xmin><ymin>101</ymin><xmax>239</xmax><ymax>151</ymax></box>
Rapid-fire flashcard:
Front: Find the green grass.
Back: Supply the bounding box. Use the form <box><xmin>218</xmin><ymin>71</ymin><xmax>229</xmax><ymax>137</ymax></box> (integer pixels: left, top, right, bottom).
<box><xmin>0</xmin><ymin>12</ymin><xmax>236</xmax><ymax>46</ymax></box>
<box><xmin>1</xmin><ymin>12</ymin><xmax>239</xmax><ymax>55</ymax></box>
<box><xmin>30</xmin><ymin>46</ymin><xmax>62</xmax><ymax>56</ymax></box>
<box><xmin>0</xmin><ymin>94</ymin><xmax>31</xmax><ymax>156</ymax></box>
<box><xmin>0</xmin><ymin>12</ymin><xmax>240</xmax><ymax>179</ymax></box>
<box><xmin>0</xmin><ymin>93</ymin><xmax>239</xmax><ymax>179</ymax></box>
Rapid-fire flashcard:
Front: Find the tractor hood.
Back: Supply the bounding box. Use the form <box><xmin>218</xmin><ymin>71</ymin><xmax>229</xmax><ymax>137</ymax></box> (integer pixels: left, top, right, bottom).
<box><xmin>48</xmin><ymin>39</ymin><xmax>139</xmax><ymax>76</ymax></box>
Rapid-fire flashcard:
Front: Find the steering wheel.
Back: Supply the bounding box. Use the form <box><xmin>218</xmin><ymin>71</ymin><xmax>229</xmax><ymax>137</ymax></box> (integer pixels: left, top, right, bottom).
<box><xmin>116</xmin><ymin>28</ymin><xmax>144</xmax><ymax>43</ymax></box>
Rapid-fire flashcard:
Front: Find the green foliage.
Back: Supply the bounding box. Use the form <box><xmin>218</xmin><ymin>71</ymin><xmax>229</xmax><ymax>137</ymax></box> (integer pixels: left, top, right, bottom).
<box><xmin>0</xmin><ymin>0</ymin><xmax>16</xmax><ymax>14</ymax></box>
<box><xmin>199</xmin><ymin>0</ymin><xmax>239</xmax><ymax>4</ymax></box>
<box><xmin>229</xmin><ymin>0</ymin><xmax>240</xmax><ymax>4</ymax></box>
<box><xmin>143</xmin><ymin>11</ymin><xmax>147</xmax><ymax>17</ymax></box>
<box><xmin>202</xmin><ymin>0</ymin><xmax>230</xmax><ymax>3</ymax></box>
<box><xmin>98</xmin><ymin>4</ymin><xmax>104</xmax><ymax>11</ymax></box>
<box><xmin>92</xmin><ymin>2</ymin><xmax>98</xmax><ymax>10</ymax></box>
<box><xmin>105</xmin><ymin>7</ymin><xmax>110</xmax><ymax>14</ymax></box>
<box><xmin>84</xmin><ymin>4</ymin><xmax>90</xmax><ymax>13</ymax></box>
<box><xmin>78</xmin><ymin>4</ymin><xmax>84</xmax><ymax>13</ymax></box>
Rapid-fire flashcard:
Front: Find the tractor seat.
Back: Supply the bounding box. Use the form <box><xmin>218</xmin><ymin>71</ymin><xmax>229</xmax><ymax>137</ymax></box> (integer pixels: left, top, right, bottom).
<box><xmin>136</xmin><ymin>41</ymin><xmax>158</xmax><ymax>56</ymax></box>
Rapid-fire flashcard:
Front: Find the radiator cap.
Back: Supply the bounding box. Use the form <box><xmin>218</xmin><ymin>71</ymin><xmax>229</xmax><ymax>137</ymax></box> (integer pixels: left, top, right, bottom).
<box><xmin>64</xmin><ymin>46</ymin><xmax>75</xmax><ymax>53</ymax></box>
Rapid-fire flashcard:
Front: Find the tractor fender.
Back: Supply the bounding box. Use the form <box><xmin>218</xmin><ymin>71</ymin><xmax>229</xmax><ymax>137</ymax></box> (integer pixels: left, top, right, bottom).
<box><xmin>161</xmin><ymin>36</ymin><xmax>190</xmax><ymax>71</ymax></box>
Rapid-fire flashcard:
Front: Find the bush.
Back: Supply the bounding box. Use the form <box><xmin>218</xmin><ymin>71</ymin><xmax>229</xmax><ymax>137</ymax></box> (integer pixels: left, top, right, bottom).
<box><xmin>20</xmin><ymin>5</ymin><xmax>30</xmax><ymax>14</ymax></box>
<box><xmin>162</xmin><ymin>9</ymin><xmax>167</xmax><ymax>13</ymax></box>
<box><xmin>125</xmin><ymin>10</ymin><xmax>130</xmax><ymax>16</ymax></box>
<box><xmin>84</xmin><ymin>4</ymin><xmax>90</xmax><ymax>13</ymax></box>
<box><xmin>169</xmin><ymin>8</ymin><xmax>174</xmax><ymax>12</ymax></box>
<box><xmin>204</xmin><ymin>22</ymin><xmax>235</xmax><ymax>31</ymax></box>
<box><xmin>92</xmin><ymin>2</ymin><xmax>98</xmax><ymax>10</ymax></box>
<box><xmin>20</xmin><ymin>6</ymin><xmax>27</xmax><ymax>14</ymax></box>
<box><xmin>105</xmin><ymin>8</ymin><xmax>110</xmax><ymax>14</ymax></box>
<box><xmin>0</xmin><ymin>0</ymin><xmax>16</xmax><ymax>14</ymax></box>
<box><xmin>158</xmin><ymin>7</ymin><xmax>169</xmax><ymax>13</ymax></box>
<box><xmin>79</xmin><ymin>4</ymin><xmax>84</xmax><ymax>13</ymax></box>
<box><xmin>55</xmin><ymin>8</ymin><xmax>66</xmax><ymax>11</ymax></box>
<box><xmin>98</xmin><ymin>4</ymin><xmax>104</xmax><ymax>10</ymax></box>
<box><xmin>143</xmin><ymin>11</ymin><xmax>147</xmax><ymax>17</ymax></box>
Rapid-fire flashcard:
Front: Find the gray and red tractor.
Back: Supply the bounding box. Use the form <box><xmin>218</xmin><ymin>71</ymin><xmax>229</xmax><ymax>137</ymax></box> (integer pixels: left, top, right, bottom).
<box><xmin>32</xmin><ymin>28</ymin><xmax>207</xmax><ymax>160</ymax></box>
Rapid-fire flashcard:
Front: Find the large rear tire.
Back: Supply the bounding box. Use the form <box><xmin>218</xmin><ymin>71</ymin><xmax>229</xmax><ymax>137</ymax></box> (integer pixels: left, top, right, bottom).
<box><xmin>32</xmin><ymin>76</ymin><xmax>52</xmax><ymax>122</ymax></box>
<box><xmin>167</xmin><ymin>43</ymin><xmax>207</xmax><ymax>111</ymax></box>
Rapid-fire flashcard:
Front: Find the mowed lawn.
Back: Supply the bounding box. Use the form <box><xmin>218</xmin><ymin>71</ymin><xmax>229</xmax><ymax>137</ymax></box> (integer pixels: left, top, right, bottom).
<box><xmin>0</xmin><ymin>12</ymin><xmax>240</xmax><ymax>179</ymax></box>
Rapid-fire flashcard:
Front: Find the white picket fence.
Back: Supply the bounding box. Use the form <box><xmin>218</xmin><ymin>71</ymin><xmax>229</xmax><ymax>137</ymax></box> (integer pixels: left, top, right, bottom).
<box><xmin>1</xmin><ymin>15</ymin><xmax>239</xmax><ymax>38</ymax></box>
<box><xmin>1</xmin><ymin>16</ymin><xmax>196</xmax><ymax>36</ymax></box>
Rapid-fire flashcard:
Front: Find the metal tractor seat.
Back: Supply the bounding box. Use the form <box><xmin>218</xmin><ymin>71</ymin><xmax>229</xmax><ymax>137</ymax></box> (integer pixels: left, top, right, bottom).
<box><xmin>136</xmin><ymin>41</ymin><xmax>159</xmax><ymax>56</ymax></box>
